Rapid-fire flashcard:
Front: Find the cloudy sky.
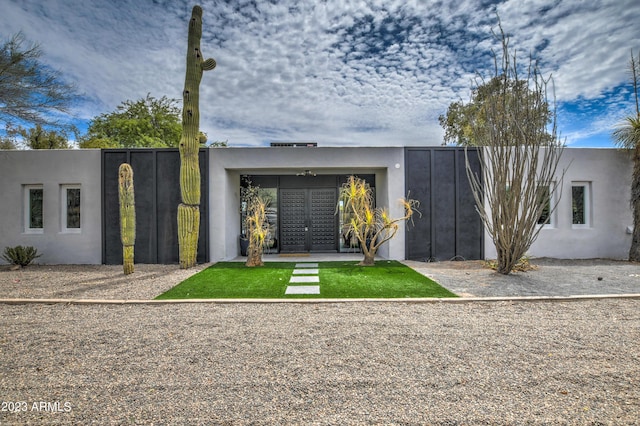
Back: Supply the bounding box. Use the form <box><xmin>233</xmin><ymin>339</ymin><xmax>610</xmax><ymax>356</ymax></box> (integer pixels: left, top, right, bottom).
<box><xmin>2</xmin><ymin>0</ymin><xmax>639</xmax><ymax>147</ymax></box>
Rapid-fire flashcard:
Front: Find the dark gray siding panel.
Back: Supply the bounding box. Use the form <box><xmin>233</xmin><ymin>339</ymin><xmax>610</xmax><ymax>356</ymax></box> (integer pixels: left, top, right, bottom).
<box><xmin>405</xmin><ymin>147</ymin><xmax>483</xmax><ymax>261</ymax></box>
<box><xmin>102</xmin><ymin>149</ymin><xmax>208</xmax><ymax>265</ymax></box>
<box><xmin>130</xmin><ymin>151</ymin><xmax>156</xmax><ymax>263</ymax></box>
<box><xmin>405</xmin><ymin>149</ymin><xmax>431</xmax><ymax>261</ymax></box>
<box><xmin>433</xmin><ymin>150</ymin><xmax>456</xmax><ymax>260</ymax></box>
<box><xmin>456</xmin><ymin>149</ymin><xmax>484</xmax><ymax>260</ymax></box>
<box><xmin>102</xmin><ymin>152</ymin><xmax>128</xmax><ymax>265</ymax></box>
<box><xmin>156</xmin><ymin>151</ymin><xmax>181</xmax><ymax>264</ymax></box>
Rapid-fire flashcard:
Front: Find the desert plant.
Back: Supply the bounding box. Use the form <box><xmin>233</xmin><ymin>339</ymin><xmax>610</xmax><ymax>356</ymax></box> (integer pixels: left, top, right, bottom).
<box><xmin>245</xmin><ymin>196</ymin><xmax>269</xmax><ymax>267</ymax></box>
<box><xmin>338</xmin><ymin>176</ymin><xmax>419</xmax><ymax>266</ymax></box>
<box><xmin>242</xmin><ymin>181</ymin><xmax>270</xmax><ymax>267</ymax></box>
<box><xmin>177</xmin><ymin>5</ymin><xmax>216</xmax><ymax>269</ymax></box>
<box><xmin>118</xmin><ymin>163</ymin><xmax>135</xmax><ymax>274</ymax></box>
<box><xmin>612</xmin><ymin>49</ymin><xmax>640</xmax><ymax>261</ymax></box>
<box><xmin>464</xmin><ymin>21</ymin><xmax>565</xmax><ymax>274</ymax></box>
<box><xmin>2</xmin><ymin>245</ymin><xmax>41</xmax><ymax>267</ymax></box>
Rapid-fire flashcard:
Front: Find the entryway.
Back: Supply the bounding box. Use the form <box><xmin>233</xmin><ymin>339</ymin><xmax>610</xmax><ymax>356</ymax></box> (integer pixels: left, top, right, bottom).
<box><xmin>243</xmin><ymin>174</ymin><xmax>376</xmax><ymax>255</ymax></box>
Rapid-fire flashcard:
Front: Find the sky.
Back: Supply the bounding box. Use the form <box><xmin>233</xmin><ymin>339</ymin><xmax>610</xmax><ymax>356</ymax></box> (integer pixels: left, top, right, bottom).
<box><xmin>1</xmin><ymin>0</ymin><xmax>639</xmax><ymax>148</ymax></box>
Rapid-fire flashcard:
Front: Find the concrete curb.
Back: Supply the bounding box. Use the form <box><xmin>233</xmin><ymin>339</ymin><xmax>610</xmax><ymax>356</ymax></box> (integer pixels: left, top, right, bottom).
<box><xmin>1</xmin><ymin>294</ymin><xmax>640</xmax><ymax>305</ymax></box>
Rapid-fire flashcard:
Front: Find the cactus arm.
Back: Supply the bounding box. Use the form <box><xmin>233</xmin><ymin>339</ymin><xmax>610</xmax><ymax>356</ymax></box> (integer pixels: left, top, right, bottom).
<box><xmin>202</xmin><ymin>58</ymin><xmax>217</xmax><ymax>71</ymax></box>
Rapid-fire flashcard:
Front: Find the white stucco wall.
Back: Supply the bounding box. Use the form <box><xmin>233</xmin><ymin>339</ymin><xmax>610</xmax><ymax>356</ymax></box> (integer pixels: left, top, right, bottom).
<box><xmin>208</xmin><ymin>147</ymin><xmax>406</xmax><ymax>261</ymax></box>
<box><xmin>0</xmin><ymin>149</ymin><xmax>102</xmax><ymax>264</ymax></box>
<box><xmin>483</xmin><ymin>148</ymin><xmax>633</xmax><ymax>260</ymax></box>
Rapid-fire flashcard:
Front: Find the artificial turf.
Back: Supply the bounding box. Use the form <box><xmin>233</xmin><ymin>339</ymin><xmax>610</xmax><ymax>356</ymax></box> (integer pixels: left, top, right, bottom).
<box><xmin>155</xmin><ymin>260</ymin><xmax>457</xmax><ymax>299</ymax></box>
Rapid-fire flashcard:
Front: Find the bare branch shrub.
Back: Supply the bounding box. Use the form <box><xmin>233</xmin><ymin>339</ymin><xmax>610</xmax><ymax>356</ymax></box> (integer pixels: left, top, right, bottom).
<box><xmin>465</xmin><ymin>23</ymin><xmax>566</xmax><ymax>274</ymax></box>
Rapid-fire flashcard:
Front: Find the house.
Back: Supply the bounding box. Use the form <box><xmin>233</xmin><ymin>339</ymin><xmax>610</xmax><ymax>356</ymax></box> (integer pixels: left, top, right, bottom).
<box><xmin>0</xmin><ymin>146</ymin><xmax>633</xmax><ymax>264</ymax></box>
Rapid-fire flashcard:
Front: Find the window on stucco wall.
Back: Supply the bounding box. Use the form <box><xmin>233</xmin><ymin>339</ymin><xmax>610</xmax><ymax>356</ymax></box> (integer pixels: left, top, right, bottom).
<box><xmin>571</xmin><ymin>182</ymin><xmax>591</xmax><ymax>228</ymax></box>
<box><xmin>61</xmin><ymin>185</ymin><xmax>81</xmax><ymax>232</ymax></box>
<box><xmin>536</xmin><ymin>183</ymin><xmax>557</xmax><ymax>228</ymax></box>
<box><xmin>24</xmin><ymin>185</ymin><xmax>44</xmax><ymax>233</ymax></box>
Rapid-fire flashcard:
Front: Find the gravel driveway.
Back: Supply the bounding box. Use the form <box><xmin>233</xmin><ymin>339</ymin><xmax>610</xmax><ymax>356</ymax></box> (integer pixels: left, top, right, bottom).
<box><xmin>1</xmin><ymin>260</ymin><xmax>639</xmax><ymax>424</ymax></box>
<box><xmin>1</xmin><ymin>300</ymin><xmax>639</xmax><ymax>425</ymax></box>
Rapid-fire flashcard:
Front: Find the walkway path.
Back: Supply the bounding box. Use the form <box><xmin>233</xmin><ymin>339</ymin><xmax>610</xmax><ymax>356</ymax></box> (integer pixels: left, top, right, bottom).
<box><xmin>285</xmin><ymin>263</ymin><xmax>320</xmax><ymax>294</ymax></box>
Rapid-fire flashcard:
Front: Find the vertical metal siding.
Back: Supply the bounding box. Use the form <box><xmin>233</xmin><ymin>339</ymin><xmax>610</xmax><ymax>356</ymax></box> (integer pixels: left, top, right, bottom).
<box><xmin>405</xmin><ymin>147</ymin><xmax>483</xmax><ymax>261</ymax></box>
<box><xmin>102</xmin><ymin>149</ymin><xmax>208</xmax><ymax>264</ymax></box>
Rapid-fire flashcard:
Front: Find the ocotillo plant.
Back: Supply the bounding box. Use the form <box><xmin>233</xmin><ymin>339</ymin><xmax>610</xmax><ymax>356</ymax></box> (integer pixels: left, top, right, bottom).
<box><xmin>178</xmin><ymin>5</ymin><xmax>216</xmax><ymax>269</ymax></box>
<box><xmin>118</xmin><ymin>163</ymin><xmax>135</xmax><ymax>274</ymax></box>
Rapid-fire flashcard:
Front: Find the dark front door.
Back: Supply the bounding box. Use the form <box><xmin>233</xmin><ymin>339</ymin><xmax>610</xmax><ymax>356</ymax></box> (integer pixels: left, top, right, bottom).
<box><xmin>280</xmin><ymin>189</ymin><xmax>307</xmax><ymax>252</ymax></box>
<box><xmin>280</xmin><ymin>188</ymin><xmax>337</xmax><ymax>252</ymax></box>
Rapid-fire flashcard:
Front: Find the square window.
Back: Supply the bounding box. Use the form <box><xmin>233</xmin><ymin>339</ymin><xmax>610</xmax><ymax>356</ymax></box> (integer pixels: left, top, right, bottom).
<box><xmin>61</xmin><ymin>185</ymin><xmax>81</xmax><ymax>232</ymax></box>
<box><xmin>24</xmin><ymin>185</ymin><xmax>44</xmax><ymax>233</ymax></box>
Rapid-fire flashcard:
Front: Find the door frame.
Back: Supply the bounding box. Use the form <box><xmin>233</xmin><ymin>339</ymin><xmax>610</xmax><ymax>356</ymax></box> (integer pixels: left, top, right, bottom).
<box><xmin>242</xmin><ymin>174</ymin><xmax>376</xmax><ymax>254</ymax></box>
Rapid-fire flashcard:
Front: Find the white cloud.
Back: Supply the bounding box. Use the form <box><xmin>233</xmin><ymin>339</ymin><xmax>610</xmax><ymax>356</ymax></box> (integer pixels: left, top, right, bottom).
<box><xmin>1</xmin><ymin>0</ymin><xmax>638</xmax><ymax>147</ymax></box>
<box><xmin>497</xmin><ymin>0</ymin><xmax>640</xmax><ymax>100</ymax></box>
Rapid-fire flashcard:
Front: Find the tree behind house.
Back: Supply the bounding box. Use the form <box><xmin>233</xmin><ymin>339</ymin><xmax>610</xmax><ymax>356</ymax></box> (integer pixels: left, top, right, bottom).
<box><xmin>439</xmin><ymin>76</ymin><xmax>553</xmax><ymax>147</ymax></box>
<box><xmin>78</xmin><ymin>94</ymin><xmax>182</xmax><ymax>148</ymax></box>
<box><xmin>0</xmin><ymin>135</ymin><xmax>17</xmax><ymax>149</ymax></box>
<box><xmin>0</xmin><ymin>32</ymin><xmax>77</xmax><ymax>130</ymax></box>
<box><xmin>15</xmin><ymin>124</ymin><xmax>72</xmax><ymax>149</ymax></box>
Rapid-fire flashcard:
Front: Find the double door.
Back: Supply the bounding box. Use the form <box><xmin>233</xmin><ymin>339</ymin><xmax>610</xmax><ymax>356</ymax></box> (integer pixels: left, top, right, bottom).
<box><xmin>279</xmin><ymin>188</ymin><xmax>337</xmax><ymax>252</ymax></box>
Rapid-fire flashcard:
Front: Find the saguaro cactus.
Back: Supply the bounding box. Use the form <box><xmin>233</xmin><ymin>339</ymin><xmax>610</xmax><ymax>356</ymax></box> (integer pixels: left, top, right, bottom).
<box><xmin>178</xmin><ymin>5</ymin><xmax>216</xmax><ymax>269</ymax></box>
<box><xmin>118</xmin><ymin>163</ymin><xmax>135</xmax><ymax>274</ymax></box>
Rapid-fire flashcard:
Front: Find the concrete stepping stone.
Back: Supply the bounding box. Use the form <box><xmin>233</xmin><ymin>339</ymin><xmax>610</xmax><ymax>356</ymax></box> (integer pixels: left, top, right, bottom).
<box><xmin>292</xmin><ymin>268</ymin><xmax>319</xmax><ymax>275</ymax></box>
<box><xmin>285</xmin><ymin>285</ymin><xmax>320</xmax><ymax>295</ymax></box>
<box><xmin>289</xmin><ymin>276</ymin><xmax>319</xmax><ymax>283</ymax></box>
<box><xmin>295</xmin><ymin>263</ymin><xmax>318</xmax><ymax>268</ymax></box>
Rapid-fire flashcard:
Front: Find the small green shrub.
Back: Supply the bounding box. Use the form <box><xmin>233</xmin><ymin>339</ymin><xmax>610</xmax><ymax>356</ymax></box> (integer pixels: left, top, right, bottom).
<box><xmin>2</xmin><ymin>245</ymin><xmax>42</xmax><ymax>267</ymax></box>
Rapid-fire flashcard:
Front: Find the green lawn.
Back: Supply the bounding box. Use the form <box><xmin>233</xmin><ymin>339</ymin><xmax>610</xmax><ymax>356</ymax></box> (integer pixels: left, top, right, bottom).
<box><xmin>155</xmin><ymin>260</ymin><xmax>457</xmax><ymax>299</ymax></box>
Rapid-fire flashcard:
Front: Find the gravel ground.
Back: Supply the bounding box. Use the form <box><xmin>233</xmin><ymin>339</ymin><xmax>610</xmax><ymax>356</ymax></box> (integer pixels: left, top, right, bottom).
<box><xmin>2</xmin><ymin>258</ymin><xmax>640</xmax><ymax>301</ymax></box>
<box><xmin>407</xmin><ymin>258</ymin><xmax>640</xmax><ymax>298</ymax></box>
<box><xmin>1</xmin><ymin>261</ymin><xmax>640</xmax><ymax>424</ymax></box>
<box><xmin>0</xmin><ymin>263</ymin><xmax>212</xmax><ymax>300</ymax></box>
<box><xmin>0</xmin><ymin>300</ymin><xmax>639</xmax><ymax>424</ymax></box>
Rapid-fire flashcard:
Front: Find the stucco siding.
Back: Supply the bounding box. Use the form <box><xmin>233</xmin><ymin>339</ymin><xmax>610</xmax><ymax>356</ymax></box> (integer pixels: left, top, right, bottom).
<box><xmin>483</xmin><ymin>148</ymin><xmax>633</xmax><ymax>260</ymax></box>
<box><xmin>0</xmin><ymin>149</ymin><xmax>102</xmax><ymax>264</ymax></box>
